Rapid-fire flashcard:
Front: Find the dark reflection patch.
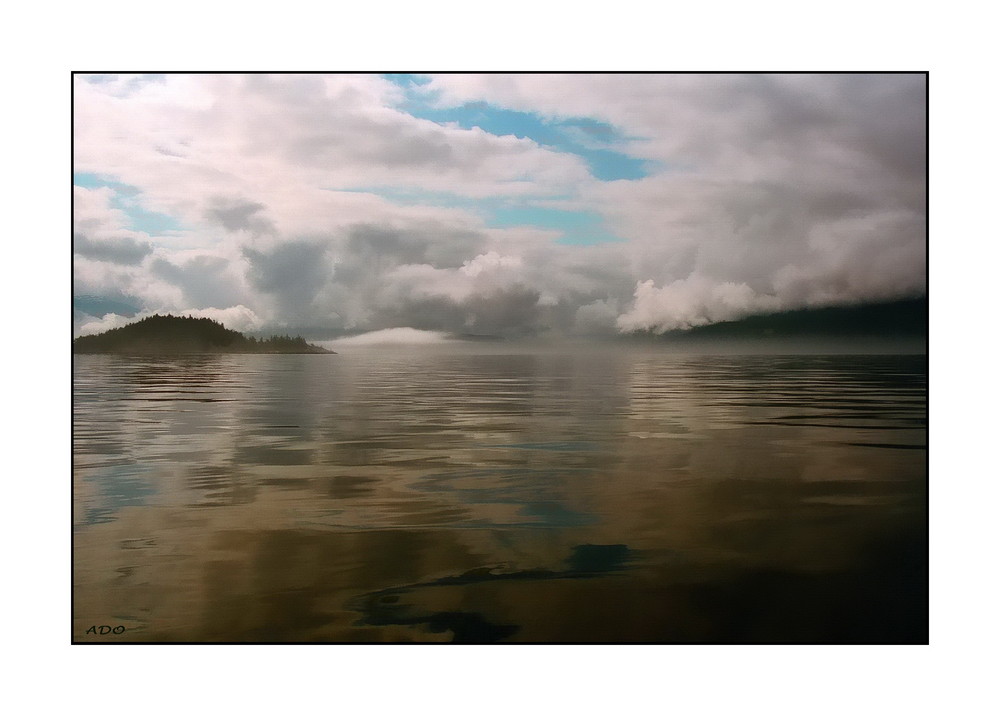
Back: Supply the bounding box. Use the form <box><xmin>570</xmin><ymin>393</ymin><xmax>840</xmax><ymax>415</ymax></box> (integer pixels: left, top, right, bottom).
<box><xmin>325</xmin><ymin>475</ymin><xmax>379</xmax><ymax>499</ymax></box>
<box><xmin>349</xmin><ymin>543</ymin><xmax>633</xmax><ymax>643</ymax></box>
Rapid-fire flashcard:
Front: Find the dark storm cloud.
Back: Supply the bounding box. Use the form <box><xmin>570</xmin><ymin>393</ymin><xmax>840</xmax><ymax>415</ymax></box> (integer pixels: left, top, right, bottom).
<box><xmin>360</xmin><ymin>285</ymin><xmax>544</xmax><ymax>337</ymax></box>
<box><xmin>74</xmin><ymin>233</ymin><xmax>153</xmax><ymax>265</ymax></box>
<box><xmin>205</xmin><ymin>197</ymin><xmax>276</xmax><ymax>234</ymax></box>
<box><xmin>835</xmin><ymin>74</ymin><xmax>926</xmax><ymax>180</ymax></box>
<box><xmin>318</xmin><ymin>224</ymin><xmax>638</xmax><ymax>337</ymax></box>
<box><xmin>243</xmin><ymin>240</ymin><xmax>333</xmax><ymax>314</ymax></box>
<box><xmin>663</xmin><ymin>74</ymin><xmax>924</xmax><ymax>177</ymax></box>
<box><xmin>345</xmin><ymin>223</ymin><xmax>484</xmax><ymax>268</ymax></box>
<box><xmin>364</xmin><ymin>295</ymin><xmax>467</xmax><ymax>333</ymax></box>
<box><xmin>150</xmin><ymin>255</ymin><xmax>246</xmax><ymax>308</ymax></box>
<box><xmin>225</xmin><ymin>219</ymin><xmax>574</xmax><ymax>337</ymax></box>
<box><xmin>463</xmin><ymin>285</ymin><xmax>543</xmax><ymax>336</ymax></box>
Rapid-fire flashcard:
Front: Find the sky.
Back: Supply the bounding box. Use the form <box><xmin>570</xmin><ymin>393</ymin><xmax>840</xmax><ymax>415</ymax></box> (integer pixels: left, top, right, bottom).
<box><xmin>73</xmin><ymin>73</ymin><xmax>926</xmax><ymax>339</ymax></box>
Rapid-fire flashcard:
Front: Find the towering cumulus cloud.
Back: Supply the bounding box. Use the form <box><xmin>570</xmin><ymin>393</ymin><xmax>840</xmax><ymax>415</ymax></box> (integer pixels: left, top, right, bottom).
<box><xmin>73</xmin><ymin>73</ymin><xmax>925</xmax><ymax>338</ymax></box>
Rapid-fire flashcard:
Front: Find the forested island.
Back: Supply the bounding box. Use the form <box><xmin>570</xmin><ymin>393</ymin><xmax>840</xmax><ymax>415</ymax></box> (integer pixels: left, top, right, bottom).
<box><xmin>73</xmin><ymin>314</ymin><xmax>335</xmax><ymax>354</ymax></box>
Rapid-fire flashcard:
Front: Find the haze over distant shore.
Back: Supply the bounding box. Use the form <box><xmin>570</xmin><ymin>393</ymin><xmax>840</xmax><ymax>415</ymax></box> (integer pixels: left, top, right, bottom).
<box><xmin>306</xmin><ymin>297</ymin><xmax>926</xmax><ymax>355</ymax></box>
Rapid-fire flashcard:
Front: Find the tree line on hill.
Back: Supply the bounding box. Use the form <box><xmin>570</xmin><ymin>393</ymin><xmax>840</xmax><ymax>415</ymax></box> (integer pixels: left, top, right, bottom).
<box><xmin>72</xmin><ymin>314</ymin><xmax>334</xmax><ymax>354</ymax></box>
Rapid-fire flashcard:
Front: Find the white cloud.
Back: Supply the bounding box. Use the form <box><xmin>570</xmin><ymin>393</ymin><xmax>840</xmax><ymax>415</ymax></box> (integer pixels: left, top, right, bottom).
<box><xmin>73</xmin><ymin>73</ymin><xmax>926</xmax><ymax>338</ymax></box>
<box><xmin>73</xmin><ymin>185</ymin><xmax>129</xmax><ymax>233</ymax></box>
<box><xmin>460</xmin><ymin>251</ymin><xmax>523</xmax><ymax>277</ymax></box>
<box><xmin>176</xmin><ymin>305</ymin><xmax>265</xmax><ymax>333</ymax></box>
<box><xmin>574</xmin><ymin>298</ymin><xmax>621</xmax><ymax>335</ymax></box>
<box><xmin>73</xmin><ymin>73</ymin><xmax>592</xmax><ymax>236</ymax></box>
<box><xmin>617</xmin><ymin>277</ymin><xmax>782</xmax><ymax>333</ymax></box>
<box><xmin>78</xmin><ymin>312</ymin><xmax>135</xmax><ymax>336</ymax></box>
<box><xmin>75</xmin><ymin>304</ymin><xmax>265</xmax><ymax>338</ymax></box>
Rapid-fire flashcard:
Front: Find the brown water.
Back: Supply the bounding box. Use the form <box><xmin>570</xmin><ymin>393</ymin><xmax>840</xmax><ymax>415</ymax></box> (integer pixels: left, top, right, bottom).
<box><xmin>72</xmin><ymin>347</ymin><xmax>927</xmax><ymax>643</ymax></box>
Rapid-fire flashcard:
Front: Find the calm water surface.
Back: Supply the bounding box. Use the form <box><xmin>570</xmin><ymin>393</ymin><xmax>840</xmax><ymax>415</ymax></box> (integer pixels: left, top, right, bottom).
<box><xmin>73</xmin><ymin>347</ymin><xmax>927</xmax><ymax>642</ymax></box>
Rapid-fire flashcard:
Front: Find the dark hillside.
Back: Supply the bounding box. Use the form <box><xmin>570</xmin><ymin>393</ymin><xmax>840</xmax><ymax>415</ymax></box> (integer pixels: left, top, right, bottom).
<box><xmin>73</xmin><ymin>314</ymin><xmax>334</xmax><ymax>354</ymax></box>
<box><xmin>660</xmin><ymin>297</ymin><xmax>927</xmax><ymax>340</ymax></box>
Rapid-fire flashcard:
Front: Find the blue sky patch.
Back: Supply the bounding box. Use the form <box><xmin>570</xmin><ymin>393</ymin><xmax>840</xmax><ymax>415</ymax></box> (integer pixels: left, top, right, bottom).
<box><xmin>384</xmin><ymin>73</ymin><xmax>433</xmax><ymax>88</ymax></box>
<box><xmin>335</xmin><ymin>185</ymin><xmax>483</xmax><ymax>208</ymax></box>
<box><xmin>81</xmin><ymin>74</ymin><xmax>167</xmax><ymax>95</ymax></box>
<box><xmin>74</xmin><ymin>172</ymin><xmax>182</xmax><ymax>234</ymax></box>
<box><xmin>333</xmin><ymin>186</ymin><xmax>623</xmax><ymax>246</ymax></box>
<box><xmin>385</xmin><ymin>75</ymin><xmax>651</xmax><ymax>182</ymax></box>
<box><xmin>73</xmin><ymin>172</ymin><xmax>110</xmax><ymax>189</ymax></box>
<box><xmin>489</xmin><ymin>205</ymin><xmax>623</xmax><ymax>246</ymax></box>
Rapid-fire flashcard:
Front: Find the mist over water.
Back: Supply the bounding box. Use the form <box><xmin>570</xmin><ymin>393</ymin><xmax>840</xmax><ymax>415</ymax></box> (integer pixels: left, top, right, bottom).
<box><xmin>73</xmin><ymin>342</ymin><xmax>926</xmax><ymax>643</ymax></box>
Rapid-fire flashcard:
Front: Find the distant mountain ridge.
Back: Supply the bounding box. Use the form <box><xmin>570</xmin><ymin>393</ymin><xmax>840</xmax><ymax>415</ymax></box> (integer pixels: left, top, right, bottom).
<box><xmin>656</xmin><ymin>297</ymin><xmax>927</xmax><ymax>340</ymax></box>
<box><xmin>73</xmin><ymin>314</ymin><xmax>334</xmax><ymax>354</ymax></box>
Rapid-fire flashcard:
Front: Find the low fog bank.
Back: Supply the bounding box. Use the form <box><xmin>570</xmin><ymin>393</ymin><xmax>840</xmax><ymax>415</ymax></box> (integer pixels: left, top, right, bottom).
<box><xmin>315</xmin><ymin>331</ymin><xmax>926</xmax><ymax>357</ymax></box>
<box><xmin>307</xmin><ymin>296</ymin><xmax>927</xmax><ymax>356</ymax></box>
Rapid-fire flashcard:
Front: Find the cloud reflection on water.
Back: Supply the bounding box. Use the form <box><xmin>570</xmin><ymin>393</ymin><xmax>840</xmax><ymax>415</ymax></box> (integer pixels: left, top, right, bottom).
<box><xmin>73</xmin><ymin>347</ymin><xmax>926</xmax><ymax>642</ymax></box>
